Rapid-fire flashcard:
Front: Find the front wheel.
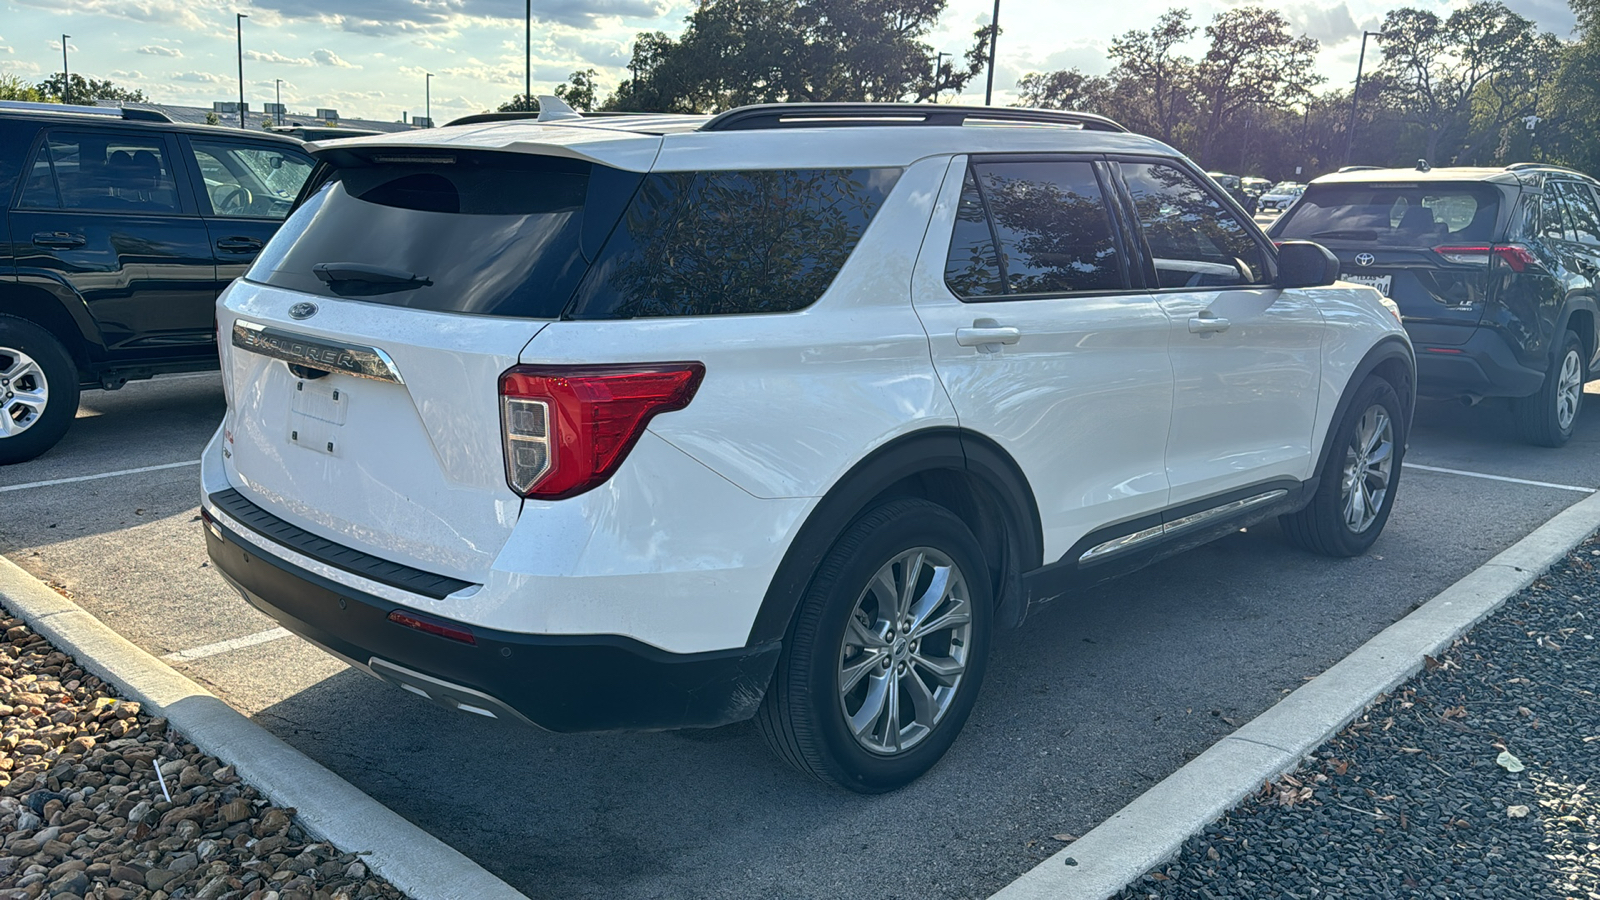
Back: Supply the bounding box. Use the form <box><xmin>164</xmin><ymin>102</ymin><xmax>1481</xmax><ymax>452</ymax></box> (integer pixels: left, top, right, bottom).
<box><xmin>1281</xmin><ymin>376</ymin><xmax>1405</xmax><ymax>557</ymax></box>
<box><xmin>756</xmin><ymin>499</ymin><xmax>992</xmax><ymax>793</ymax></box>
<box><xmin>1512</xmin><ymin>330</ymin><xmax>1585</xmax><ymax>447</ymax></box>
<box><xmin>0</xmin><ymin>316</ymin><xmax>80</xmax><ymax>465</ymax></box>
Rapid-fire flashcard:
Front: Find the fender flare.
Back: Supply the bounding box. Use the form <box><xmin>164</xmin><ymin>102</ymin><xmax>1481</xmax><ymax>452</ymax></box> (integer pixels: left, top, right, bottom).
<box><xmin>1313</xmin><ymin>335</ymin><xmax>1416</xmax><ymax>479</ymax></box>
<box><xmin>745</xmin><ymin>427</ymin><xmax>1043</xmax><ymax>647</ymax></box>
<box><xmin>1555</xmin><ymin>296</ymin><xmax>1599</xmax><ymax>367</ymax></box>
<box><xmin>0</xmin><ymin>277</ymin><xmax>106</xmax><ymax>366</ymax></box>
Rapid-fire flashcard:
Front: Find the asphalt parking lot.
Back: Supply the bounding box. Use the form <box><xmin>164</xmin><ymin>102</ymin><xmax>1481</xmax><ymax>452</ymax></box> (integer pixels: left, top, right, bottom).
<box><xmin>2</xmin><ymin>372</ymin><xmax>1598</xmax><ymax>900</ymax></box>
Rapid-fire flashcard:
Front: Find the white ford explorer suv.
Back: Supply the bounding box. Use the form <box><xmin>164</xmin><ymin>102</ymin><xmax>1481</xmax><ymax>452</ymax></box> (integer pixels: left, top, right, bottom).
<box><xmin>200</xmin><ymin>100</ymin><xmax>1414</xmax><ymax>792</ymax></box>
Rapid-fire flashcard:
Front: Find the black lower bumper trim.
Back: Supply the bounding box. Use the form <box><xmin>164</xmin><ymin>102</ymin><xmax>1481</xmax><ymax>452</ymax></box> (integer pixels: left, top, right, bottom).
<box><xmin>1412</xmin><ymin>324</ymin><xmax>1544</xmax><ymax>399</ymax></box>
<box><xmin>204</xmin><ymin>519</ymin><xmax>779</xmax><ymax>732</ymax></box>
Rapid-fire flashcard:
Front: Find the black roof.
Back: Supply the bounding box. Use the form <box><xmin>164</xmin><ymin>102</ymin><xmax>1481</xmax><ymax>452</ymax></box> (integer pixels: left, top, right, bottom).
<box><xmin>0</xmin><ymin>101</ymin><xmax>309</xmax><ymax>147</ymax></box>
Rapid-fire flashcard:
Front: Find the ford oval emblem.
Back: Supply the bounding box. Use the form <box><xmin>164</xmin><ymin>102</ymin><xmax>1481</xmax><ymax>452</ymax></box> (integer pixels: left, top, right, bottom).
<box><xmin>1354</xmin><ymin>253</ymin><xmax>1376</xmax><ymax>267</ymax></box>
<box><xmin>288</xmin><ymin>302</ymin><xmax>319</xmax><ymax>320</ymax></box>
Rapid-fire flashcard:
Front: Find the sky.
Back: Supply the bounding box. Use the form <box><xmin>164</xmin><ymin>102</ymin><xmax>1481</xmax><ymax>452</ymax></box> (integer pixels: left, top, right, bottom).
<box><xmin>0</xmin><ymin>0</ymin><xmax>1583</xmax><ymax>124</ymax></box>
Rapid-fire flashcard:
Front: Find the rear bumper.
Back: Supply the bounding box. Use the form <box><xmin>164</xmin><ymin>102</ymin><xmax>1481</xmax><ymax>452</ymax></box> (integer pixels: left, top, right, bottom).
<box><xmin>1410</xmin><ymin>323</ymin><xmax>1545</xmax><ymax>399</ymax></box>
<box><xmin>202</xmin><ymin>513</ymin><xmax>780</xmax><ymax>733</ymax></box>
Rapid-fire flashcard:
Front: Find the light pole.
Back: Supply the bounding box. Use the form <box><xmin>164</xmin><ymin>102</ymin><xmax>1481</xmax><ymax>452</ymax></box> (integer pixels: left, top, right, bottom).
<box><xmin>524</xmin><ymin>0</ymin><xmax>531</xmax><ymax>109</ymax></box>
<box><xmin>60</xmin><ymin>34</ymin><xmax>70</xmax><ymax>104</ymax></box>
<box><xmin>425</xmin><ymin>72</ymin><xmax>433</xmax><ymax>128</ymax></box>
<box><xmin>236</xmin><ymin>13</ymin><xmax>249</xmax><ymax>129</ymax></box>
<box><xmin>933</xmin><ymin>51</ymin><xmax>949</xmax><ymax>103</ymax></box>
<box><xmin>1343</xmin><ymin>30</ymin><xmax>1383</xmax><ymax>166</ymax></box>
<box><xmin>275</xmin><ymin>78</ymin><xmax>283</xmax><ymax>125</ymax></box>
<box><xmin>983</xmin><ymin>0</ymin><xmax>1000</xmax><ymax>105</ymax></box>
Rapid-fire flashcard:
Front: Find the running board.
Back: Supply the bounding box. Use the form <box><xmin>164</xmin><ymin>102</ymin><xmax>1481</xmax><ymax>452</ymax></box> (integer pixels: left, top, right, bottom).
<box><xmin>1079</xmin><ymin>489</ymin><xmax>1290</xmax><ymax>564</ymax></box>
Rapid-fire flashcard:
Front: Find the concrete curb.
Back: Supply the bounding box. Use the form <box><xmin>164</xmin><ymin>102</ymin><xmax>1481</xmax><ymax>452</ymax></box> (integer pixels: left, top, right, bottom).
<box><xmin>0</xmin><ymin>555</ymin><xmax>527</xmax><ymax>900</ymax></box>
<box><xmin>989</xmin><ymin>489</ymin><xmax>1600</xmax><ymax>900</ymax></box>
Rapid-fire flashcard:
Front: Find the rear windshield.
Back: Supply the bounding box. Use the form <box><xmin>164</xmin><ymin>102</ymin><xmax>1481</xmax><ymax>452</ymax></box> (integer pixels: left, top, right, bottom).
<box><xmin>249</xmin><ymin>155</ymin><xmax>898</xmax><ymax>320</ymax></box>
<box><xmin>246</xmin><ymin>152</ymin><xmax>641</xmax><ymax>318</ymax></box>
<box><xmin>1273</xmin><ymin>182</ymin><xmax>1503</xmax><ymax>246</ymax></box>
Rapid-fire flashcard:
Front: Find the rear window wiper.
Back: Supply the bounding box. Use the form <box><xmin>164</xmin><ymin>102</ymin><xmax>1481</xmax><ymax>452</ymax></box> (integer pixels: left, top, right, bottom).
<box><xmin>311</xmin><ymin>262</ymin><xmax>433</xmax><ymax>295</ymax></box>
<box><xmin>1308</xmin><ymin>229</ymin><xmax>1379</xmax><ymax>242</ymax></box>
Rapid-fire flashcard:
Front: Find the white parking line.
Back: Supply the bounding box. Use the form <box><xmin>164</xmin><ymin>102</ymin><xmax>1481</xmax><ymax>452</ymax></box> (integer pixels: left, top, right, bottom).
<box><xmin>0</xmin><ymin>460</ymin><xmax>201</xmax><ymax>493</ymax></box>
<box><xmin>1403</xmin><ymin>462</ymin><xmax>1596</xmax><ymax>494</ymax></box>
<box><xmin>160</xmin><ymin>627</ymin><xmax>293</xmax><ymax>663</ymax></box>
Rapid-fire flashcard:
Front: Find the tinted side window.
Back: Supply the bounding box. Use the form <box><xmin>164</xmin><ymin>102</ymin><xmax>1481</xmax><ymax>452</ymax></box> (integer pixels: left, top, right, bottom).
<box><xmin>1540</xmin><ymin>189</ymin><xmax>1571</xmax><ymax>243</ymax></box>
<box><xmin>944</xmin><ymin>167</ymin><xmax>1005</xmax><ymax>298</ymax></box>
<box><xmin>17</xmin><ymin>148</ymin><xmax>56</xmax><ymax>209</ymax></box>
<box><xmin>33</xmin><ymin>132</ymin><xmax>180</xmax><ymax>214</ymax></box>
<box><xmin>976</xmin><ymin>160</ymin><xmax>1121</xmax><ymax>296</ymax></box>
<box><xmin>1555</xmin><ymin>182</ymin><xmax>1600</xmax><ymax>246</ymax></box>
<box><xmin>1122</xmin><ymin>162</ymin><xmax>1269</xmax><ymax>288</ymax></box>
<box><xmin>567</xmin><ymin>168</ymin><xmax>899</xmax><ymax>319</ymax></box>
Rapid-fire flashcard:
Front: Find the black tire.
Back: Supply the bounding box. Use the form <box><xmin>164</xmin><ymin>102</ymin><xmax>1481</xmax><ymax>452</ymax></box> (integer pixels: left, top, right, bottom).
<box><xmin>1512</xmin><ymin>330</ymin><xmax>1585</xmax><ymax>448</ymax></box>
<box><xmin>755</xmin><ymin>499</ymin><xmax>992</xmax><ymax>793</ymax></box>
<box><xmin>0</xmin><ymin>316</ymin><xmax>79</xmax><ymax>465</ymax></box>
<box><xmin>1281</xmin><ymin>376</ymin><xmax>1405</xmax><ymax>557</ymax></box>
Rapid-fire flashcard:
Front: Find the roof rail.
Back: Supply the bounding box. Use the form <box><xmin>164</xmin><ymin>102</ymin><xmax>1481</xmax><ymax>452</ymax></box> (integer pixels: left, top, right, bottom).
<box><xmin>0</xmin><ymin>99</ymin><xmax>172</xmax><ymax>123</ymax></box>
<box><xmin>701</xmin><ymin>103</ymin><xmax>1128</xmax><ymax>133</ymax></box>
<box><xmin>1506</xmin><ymin>162</ymin><xmax>1591</xmax><ymax>178</ymax></box>
<box><xmin>1336</xmin><ymin>165</ymin><xmax>1382</xmax><ymax>173</ymax></box>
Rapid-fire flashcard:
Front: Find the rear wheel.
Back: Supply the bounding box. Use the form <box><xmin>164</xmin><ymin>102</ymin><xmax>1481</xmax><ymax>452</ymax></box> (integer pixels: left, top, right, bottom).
<box><xmin>1281</xmin><ymin>376</ymin><xmax>1404</xmax><ymax>557</ymax></box>
<box><xmin>756</xmin><ymin>499</ymin><xmax>992</xmax><ymax>793</ymax></box>
<box><xmin>0</xmin><ymin>316</ymin><xmax>80</xmax><ymax>465</ymax></box>
<box><xmin>1512</xmin><ymin>330</ymin><xmax>1584</xmax><ymax>448</ymax></box>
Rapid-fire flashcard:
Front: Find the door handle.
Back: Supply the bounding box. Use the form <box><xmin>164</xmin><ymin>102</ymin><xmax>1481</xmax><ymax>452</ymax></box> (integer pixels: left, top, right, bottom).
<box><xmin>32</xmin><ymin>231</ymin><xmax>86</xmax><ymax>250</ymax></box>
<box><xmin>216</xmin><ymin>237</ymin><xmax>264</xmax><ymax>253</ymax></box>
<box><xmin>1188</xmin><ymin>313</ymin><xmax>1231</xmax><ymax>335</ymax></box>
<box><xmin>956</xmin><ymin>320</ymin><xmax>1022</xmax><ymax>352</ymax></box>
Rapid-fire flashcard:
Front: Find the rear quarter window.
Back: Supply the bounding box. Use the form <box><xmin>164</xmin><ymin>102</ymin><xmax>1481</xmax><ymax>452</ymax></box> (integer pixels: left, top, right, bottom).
<box><xmin>565</xmin><ymin>168</ymin><xmax>900</xmax><ymax>319</ymax></box>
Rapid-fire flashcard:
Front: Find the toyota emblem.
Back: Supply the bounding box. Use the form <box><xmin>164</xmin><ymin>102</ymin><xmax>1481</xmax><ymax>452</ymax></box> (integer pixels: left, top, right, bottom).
<box><xmin>1354</xmin><ymin>253</ymin><xmax>1376</xmax><ymax>267</ymax></box>
<box><xmin>288</xmin><ymin>302</ymin><xmax>319</xmax><ymax>320</ymax></box>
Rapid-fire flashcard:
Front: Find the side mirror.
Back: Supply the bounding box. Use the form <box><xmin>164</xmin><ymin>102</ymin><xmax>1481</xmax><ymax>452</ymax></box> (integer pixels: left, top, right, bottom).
<box><xmin>270</xmin><ymin>155</ymin><xmax>284</xmax><ymax>169</ymax></box>
<box><xmin>1276</xmin><ymin>240</ymin><xmax>1340</xmax><ymax>289</ymax></box>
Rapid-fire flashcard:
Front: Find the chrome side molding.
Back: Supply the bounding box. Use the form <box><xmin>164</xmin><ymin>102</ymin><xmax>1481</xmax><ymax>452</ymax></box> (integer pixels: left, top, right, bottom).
<box><xmin>231</xmin><ymin>320</ymin><xmax>404</xmax><ymax>384</ymax></box>
<box><xmin>1080</xmin><ymin>489</ymin><xmax>1289</xmax><ymax>564</ymax></box>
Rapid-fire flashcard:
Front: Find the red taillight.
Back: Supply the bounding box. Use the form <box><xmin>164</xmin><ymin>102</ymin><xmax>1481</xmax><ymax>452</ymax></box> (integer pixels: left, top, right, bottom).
<box><xmin>388</xmin><ymin>609</ymin><xmax>477</xmax><ymax>644</ymax></box>
<box><xmin>1433</xmin><ymin>244</ymin><xmax>1535</xmax><ymax>272</ymax></box>
<box><xmin>499</xmin><ymin>363</ymin><xmax>705</xmax><ymax>500</ymax></box>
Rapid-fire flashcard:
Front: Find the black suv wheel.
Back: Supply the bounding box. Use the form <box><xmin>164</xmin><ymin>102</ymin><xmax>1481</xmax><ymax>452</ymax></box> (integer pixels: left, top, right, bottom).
<box><xmin>1513</xmin><ymin>330</ymin><xmax>1585</xmax><ymax>447</ymax></box>
<box><xmin>0</xmin><ymin>316</ymin><xmax>80</xmax><ymax>465</ymax></box>
<box><xmin>756</xmin><ymin>499</ymin><xmax>992</xmax><ymax>793</ymax></box>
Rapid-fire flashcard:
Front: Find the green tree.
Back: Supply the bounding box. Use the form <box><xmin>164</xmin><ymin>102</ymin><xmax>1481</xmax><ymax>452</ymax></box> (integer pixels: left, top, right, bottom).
<box><xmin>555</xmin><ymin>69</ymin><xmax>599</xmax><ymax>112</ymax></box>
<box><xmin>498</xmin><ymin>94</ymin><xmax>539</xmax><ymax>112</ymax></box>
<box><xmin>1015</xmin><ymin>69</ymin><xmax>1110</xmax><ymax>112</ymax></box>
<box><xmin>1106</xmin><ymin>9</ymin><xmax>1198</xmax><ymax>144</ymax></box>
<box><xmin>1376</xmin><ymin>2</ymin><xmax>1546</xmax><ymax>165</ymax></box>
<box><xmin>1</xmin><ymin>72</ymin><xmax>48</xmax><ymax>101</ymax></box>
<box><xmin>1193</xmin><ymin>7</ymin><xmax>1322</xmax><ymax>168</ymax></box>
<box><xmin>603</xmin><ymin>0</ymin><xmax>993</xmax><ymax>112</ymax></box>
<box><xmin>36</xmin><ymin>72</ymin><xmax>147</xmax><ymax>104</ymax></box>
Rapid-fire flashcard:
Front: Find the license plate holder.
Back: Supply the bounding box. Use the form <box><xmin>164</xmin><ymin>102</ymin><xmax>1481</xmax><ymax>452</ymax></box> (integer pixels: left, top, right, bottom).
<box><xmin>288</xmin><ymin>378</ymin><xmax>348</xmax><ymax>456</ymax></box>
<box><xmin>1343</xmin><ymin>273</ymin><xmax>1392</xmax><ymax>296</ymax></box>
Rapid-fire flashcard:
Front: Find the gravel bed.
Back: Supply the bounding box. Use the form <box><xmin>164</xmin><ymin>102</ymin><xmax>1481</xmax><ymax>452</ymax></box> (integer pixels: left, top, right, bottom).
<box><xmin>0</xmin><ymin>609</ymin><xmax>409</xmax><ymax>900</ymax></box>
<box><xmin>1116</xmin><ymin>534</ymin><xmax>1600</xmax><ymax>900</ymax></box>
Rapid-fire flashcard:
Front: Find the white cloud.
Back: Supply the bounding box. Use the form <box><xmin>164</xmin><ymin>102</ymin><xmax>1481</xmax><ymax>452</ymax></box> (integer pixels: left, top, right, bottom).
<box><xmin>13</xmin><ymin>0</ymin><xmax>218</xmax><ymax>33</ymax></box>
<box><xmin>311</xmin><ymin>48</ymin><xmax>357</xmax><ymax>68</ymax></box>
<box><xmin>139</xmin><ymin>45</ymin><xmax>184</xmax><ymax>57</ymax></box>
<box><xmin>245</xmin><ymin>49</ymin><xmax>315</xmax><ymax>66</ymax></box>
<box><xmin>173</xmin><ymin>70</ymin><xmax>228</xmax><ymax>83</ymax></box>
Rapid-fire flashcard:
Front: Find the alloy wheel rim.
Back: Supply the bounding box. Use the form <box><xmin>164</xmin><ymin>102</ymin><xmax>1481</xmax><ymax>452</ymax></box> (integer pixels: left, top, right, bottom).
<box><xmin>1556</xmin><ymin>349</ymin><xmax>1582</xmax><ymax>432</ymax></box>
<box><xmin>837</xmin><ymin>547</ymin><xmax>973</xmax><ymax>755</ymax></box>
<box><xmin>1341</xmin><ymin>404</ymin><xmax>1394</xmax><ymax>534</ymax></box>
<box><xmin>0</xmin><ymin>347</ymin><xmax>49</xmax><ymax>439</ymax></box>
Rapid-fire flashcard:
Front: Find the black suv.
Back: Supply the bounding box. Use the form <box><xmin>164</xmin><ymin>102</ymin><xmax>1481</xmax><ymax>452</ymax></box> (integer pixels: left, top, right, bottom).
<box><xmin>1270</xmin><ymin>164</ymin><xmax>1599</xmax><ymax>446</ymax></box>
<box><xmin>0</xmin><ymin>101</ymin><xmax>314</xmax><ymax>463</ymax></box>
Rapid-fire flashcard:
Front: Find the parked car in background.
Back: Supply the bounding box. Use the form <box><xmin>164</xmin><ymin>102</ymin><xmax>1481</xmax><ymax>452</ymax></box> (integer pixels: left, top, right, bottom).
<box><xmin>1206</xmin><ymin>171</ymin><xmax>1255</xmax><ymax>212</ymax></box>
<box><xmin>201</xmin><ymin>99</ymin><xmax>1412</xmax><ymax>793</ymax></box>
<box><xmin>0</xmin><ymin>100</ymin><xmax>315</xmax><ymax>463</ymax></box>
<box><xmin>1242</xmin><ymin>175</ymin><xmax>1271</xmax><ymax>204</ymax></box>
<box><xmin>1255</xmin><ymin>181</ymin><xmax>1305</xmax><ymax>219</ymax></box>
<box><xmin>1270</xmin><ymin>163</ymin><xmax>1599</xmax><ymax>446</ymax></box>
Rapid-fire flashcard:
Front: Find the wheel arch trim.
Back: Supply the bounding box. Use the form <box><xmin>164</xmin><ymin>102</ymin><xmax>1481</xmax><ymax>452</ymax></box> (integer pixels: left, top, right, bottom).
<box><xmin>745</xmin><ymin>427</ymin><xmax>1043</xmax><ymax>647</ymax></box>
<box><xmin>1315</xmin><ymin>336</ymin><xmax>1416</xmax><ymax>479</ymax></box>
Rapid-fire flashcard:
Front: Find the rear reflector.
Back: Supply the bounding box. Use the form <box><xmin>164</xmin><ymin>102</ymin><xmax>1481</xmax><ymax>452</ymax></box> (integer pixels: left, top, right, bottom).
<box><xmin>387</xmin><ymin>609</ymin><xmax>477</xmax><ymax>645</ymax></box>
<box><xmin>1425</xmin><ymin>347</ymin><xmax>1465</xmax><ymax>354</ymax></box>
<box><xmin>499</xmin><ymin>363</ymin><xmax>705</xmax><ymax>500</ymax></box>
